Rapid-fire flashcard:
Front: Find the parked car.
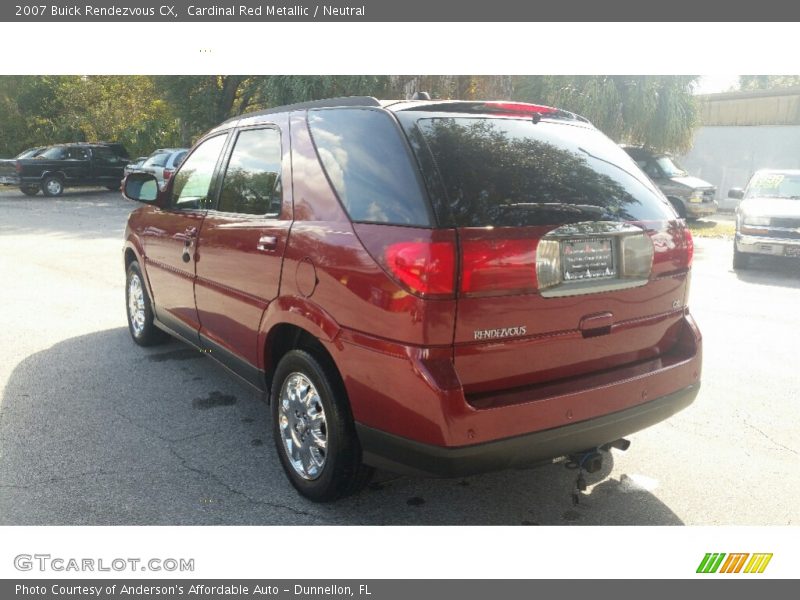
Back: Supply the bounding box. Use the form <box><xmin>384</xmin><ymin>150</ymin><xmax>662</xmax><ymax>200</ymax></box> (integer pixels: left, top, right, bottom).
<box><xmin>0</xmin><ymin>143</ymin><xmax>129</xmax><ymax>196</ymax></box>
<box><xmin>622</xmin><ymin>146</ymin><xmax>717</xmax><ymax>220</ymax></box>
<box><xmin>125</xmin><ymin>156</ymin><xmax>149</xmax><ymax>175</ymax></box>
<box><xmin>730</xmin><ymin>169</ymin><xmax>800</xmax><ymax>269</ymax></box>
<box><xmin>139</xmin><ymin>148</ymin><xmax>188</xmax><ymax>190</ymax></box>
<box><xmin>123</xmin><ymin>96</ymin><xmax>702</xmax><ymax>501</ymax></box>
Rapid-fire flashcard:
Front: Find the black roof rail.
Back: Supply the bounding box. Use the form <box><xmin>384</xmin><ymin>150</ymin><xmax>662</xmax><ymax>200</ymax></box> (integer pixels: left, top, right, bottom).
<box><xmin>226</xmin><ymin>96</ymin><xmax>382</xmax><ymax>123</ymax></box>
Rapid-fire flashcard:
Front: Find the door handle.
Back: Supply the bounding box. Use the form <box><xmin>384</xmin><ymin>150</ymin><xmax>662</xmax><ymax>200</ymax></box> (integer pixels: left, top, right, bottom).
<box><xmin>183</xmin><ymin>226</ymin><xmax>198</xmax><ymax>247</ymax></box>
<box><xmin>257</xmin><ymin>235</ymin><xmax>278</xmax><ymax>251</ymax></box>
<box><xmin>181</xmin><ymin>227</ymin><xmax>198</xmax><ymax>262</ymax></box>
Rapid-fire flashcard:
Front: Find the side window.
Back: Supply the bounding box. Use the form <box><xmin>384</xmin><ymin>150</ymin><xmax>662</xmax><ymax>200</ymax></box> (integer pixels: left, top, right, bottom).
<box><xmin>308</xmin><ymin>108</ymin><xmax>432</xmax><ymax>226</ymax></box>
<box><xmin>92</xmin><ymin>146</ymin><xmax>117</xmax><ymax>164</ymax></box>
<box><xmin>217</xmin><ymin>128</ymin><xmax>282</xmax><ymax>216</ymax></box>
<box><xmin>644</xmin><ymin>161</ymin><xmax>662</xmax><ymax>179</ymax></box>
<box><xmin>170</xmin><ymin>135</ymin><xmax>227</xmax><ymax>210</ymax></box>
<box><xmin>66</xmin><ymin>147</ymin><xmax>89</xmax><ymax>160</ymax></box>
<box><xmin>171</xmin><ymin>151</ymin><xmax>188</xmax><ymax>168</ymax></box>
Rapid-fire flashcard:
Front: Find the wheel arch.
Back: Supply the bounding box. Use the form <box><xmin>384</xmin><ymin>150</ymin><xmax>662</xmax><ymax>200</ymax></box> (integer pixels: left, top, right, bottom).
<box><xmin>259</xmin><ymin>297</ymin><xmax>344</xmax><ymax>397</ymax></box>
<box><xmin>40</xmin><ymin>170</ymin><xmax>66</xmax><ymax>182</ymax></box>
<box><xmin>666</xmin><ymin>196</ymin><xmax>687</xmax><ymax>218</ymax></box>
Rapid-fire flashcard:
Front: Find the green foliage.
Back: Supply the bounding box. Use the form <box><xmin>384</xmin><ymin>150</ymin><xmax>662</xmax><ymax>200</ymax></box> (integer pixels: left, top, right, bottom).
<box><xmin>0</xmin><ymin>76</ymin><xmax>177</xmax><ymax>157</ymax></box>
<box><xmin>1</xmin><ymin>75</ymin><xmax>701</xmax><ymax>158</ymax></box>
<box><xmin>740</xmin><ymin>75</ymin><xmax>800</xmax><ymax>90</ymax></box>
<box><xmin>511</xmin><ymin>76</ymin><xmax>700</xmax><ymax>153</ymax></box>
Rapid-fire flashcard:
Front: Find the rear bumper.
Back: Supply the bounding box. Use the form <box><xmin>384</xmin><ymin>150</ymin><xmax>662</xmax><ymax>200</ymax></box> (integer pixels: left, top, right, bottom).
<box><xmin>337</xmin><ymin>312</ymin><xmax>702</xmax><ymax>476</ymax></box>
<box><xmin>0</xmin><ymin>175</ymin><xmax>20</xmax><ymax>186</ymax></box>
<box><xmin>357</xmin><ymin>382</ymin><xmax>699</xmax><ymax>477</ymax></box>
<box><xmin>685</xmin><ymin>201</ymin><xmax>718</xmax><ymax>217</ymax></box>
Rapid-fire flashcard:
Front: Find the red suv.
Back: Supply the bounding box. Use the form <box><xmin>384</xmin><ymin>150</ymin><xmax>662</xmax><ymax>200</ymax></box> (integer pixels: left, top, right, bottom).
<box><xmin>123</xmin><ymin>96</ymin><xmax>702</xmax><ymax>501</ymax></box>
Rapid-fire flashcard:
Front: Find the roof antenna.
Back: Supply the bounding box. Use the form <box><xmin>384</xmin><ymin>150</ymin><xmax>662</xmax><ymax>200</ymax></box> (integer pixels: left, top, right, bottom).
<box><xmin>409</xmin><ymin>91</ymin><xmax>431</xmax><ymax>100</ymax></box>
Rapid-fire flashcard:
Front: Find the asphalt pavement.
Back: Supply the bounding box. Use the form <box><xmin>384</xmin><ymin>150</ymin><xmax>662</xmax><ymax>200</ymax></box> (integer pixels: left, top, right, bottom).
<box><xmin>1</xmin><ymin>189</ymin><xmax>798</xmax><ymax>525</ymax></box>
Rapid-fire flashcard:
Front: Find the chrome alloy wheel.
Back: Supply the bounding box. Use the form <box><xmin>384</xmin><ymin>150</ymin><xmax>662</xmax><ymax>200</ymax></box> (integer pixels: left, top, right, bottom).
<box><xmin>127</xmin><ymin>273</ymin><xmax>146</xmax><ymax>337</ymax></box>
<box><xmin>45</xmin><ymin>178</ymin><xmax>62</xmax><ymax>195</ymax></box>
<box><xmin>278</xmin><ymin>372</ymin><xmax>328</xmax><ymax>480</ymax></box>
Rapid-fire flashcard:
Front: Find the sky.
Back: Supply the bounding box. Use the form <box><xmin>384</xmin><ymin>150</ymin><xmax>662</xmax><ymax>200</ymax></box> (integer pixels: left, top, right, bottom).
<box><xmin>694</xmin><ymin>74</ymin><xmax>740</xmax><ymax>95</ymax></box>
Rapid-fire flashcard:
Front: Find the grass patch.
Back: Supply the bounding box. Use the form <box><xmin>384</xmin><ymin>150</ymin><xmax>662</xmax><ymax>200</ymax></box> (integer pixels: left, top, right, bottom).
<box><xmin>687</xmin><ymin>219</ymin><xmax>736</xmax><ymax>239</ymax></box>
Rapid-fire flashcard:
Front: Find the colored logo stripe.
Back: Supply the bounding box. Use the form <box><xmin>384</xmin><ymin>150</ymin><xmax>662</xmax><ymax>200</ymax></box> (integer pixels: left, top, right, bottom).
<box><xmin>697</xmin><ymin>553</ymin><xmax>726</xmax><ymax>573</ymax></box>
<box><xmin>697</xmin><ymin>553</ymin><xmax>772</xmax><ymax>574</ymax></box>
<box><xmin>744</xmin><ymin>553</ymin><xmax>773</xmax><ymax>573</ymax></box>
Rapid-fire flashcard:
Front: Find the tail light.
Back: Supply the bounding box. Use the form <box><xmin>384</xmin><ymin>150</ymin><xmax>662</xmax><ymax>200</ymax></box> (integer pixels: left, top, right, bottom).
<box><xmin>461</xmin><ymin>238</ymin><xmax>538</xmax><ymax>294</ymax></box>
<box><xmin>15</xmin><ymin>161</ymin><xmax>22</xmax><ymax>174</ymax></box>
<box><xmin>683</xmin><ymin>227</ymin><xmax>694</xmax><ymax>268</ymax></box>
<box><xmin>650</xmin><ymin>222</ymin><xmax>693</xmax><ymax>273</ymax></box>
<box><xmin>354</xmin><ymin>224</ymin><xmax>457</xmax><ymax>298</ymax></box>
<box><xmin>163</xmin><ymin>168</ymin><xmax>174</xmax><ymax>181</ymax></box>
<box><xmin>385</xmin><ymin>241</ymin><xmax>455</xmax><ymax>295</ymax></box>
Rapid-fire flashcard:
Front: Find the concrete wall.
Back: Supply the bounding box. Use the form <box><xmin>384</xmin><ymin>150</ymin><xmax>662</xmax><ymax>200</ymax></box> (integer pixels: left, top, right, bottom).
<box><xmin>677</xmin><ymin>125</ymin><xmax>800</xmax><ymax>209</ymax></box>
<box><xmin>698</xmin><ymin>87</ymin><xmax>800</xmax><ymax>126</ymax></box>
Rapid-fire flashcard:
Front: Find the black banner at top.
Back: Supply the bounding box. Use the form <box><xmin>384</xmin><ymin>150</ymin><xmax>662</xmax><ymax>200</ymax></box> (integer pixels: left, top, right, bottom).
<box><xmin>2</xmin><ymin>0</ymin><xmax>800</xmax><ymax>21</ymax></box>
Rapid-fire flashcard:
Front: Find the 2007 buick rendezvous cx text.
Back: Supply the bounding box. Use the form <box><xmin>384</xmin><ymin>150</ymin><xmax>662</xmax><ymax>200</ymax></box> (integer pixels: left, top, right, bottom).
<box><xmin>122</xmin><ymin>96</ymin><xmax>702</xmax><ymax>502</ymax></box>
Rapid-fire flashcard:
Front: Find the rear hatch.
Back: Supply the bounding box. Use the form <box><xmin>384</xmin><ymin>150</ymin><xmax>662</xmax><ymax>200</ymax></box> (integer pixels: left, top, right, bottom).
<box><xmin>395</xmin><ymin>104</ymin><xmax>694</xmax><ymax>401</ymax></box>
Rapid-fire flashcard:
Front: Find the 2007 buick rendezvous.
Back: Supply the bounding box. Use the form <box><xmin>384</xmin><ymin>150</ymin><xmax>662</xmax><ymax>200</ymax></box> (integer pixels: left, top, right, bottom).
<box><xmin>123</xmin><ymin>96</ymin><xmax>702</xmax><ymax>501</ymax></box>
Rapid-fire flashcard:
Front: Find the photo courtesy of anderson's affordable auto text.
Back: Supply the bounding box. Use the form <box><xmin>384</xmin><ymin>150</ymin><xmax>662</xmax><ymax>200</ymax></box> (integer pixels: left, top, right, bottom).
<box><xmin>0</xmin><ymin>0</ymin><xmax>799</xmax><ymax>593</ymax></box>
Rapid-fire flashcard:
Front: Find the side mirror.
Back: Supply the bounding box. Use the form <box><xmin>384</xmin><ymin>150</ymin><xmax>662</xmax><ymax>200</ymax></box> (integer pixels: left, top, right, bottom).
<box><xmin>124</xmin><ymin>172</ymin><xmax>159</xmax><ymax>203</ymax></box>
<box><xmin>728</xmin><ymin>188</ymin><xmax>745</xmax><ymax>199</ymax></box>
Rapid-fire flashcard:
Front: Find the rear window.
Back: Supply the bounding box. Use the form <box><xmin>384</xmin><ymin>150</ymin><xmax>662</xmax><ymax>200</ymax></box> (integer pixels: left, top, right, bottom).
<box><xmin>144</xmin><ymin>152</ymin><xmax>170</xmax><ymax>168</ymax></box>
<box><xmin>308</xmin><ymin>108</ymin><xmax>432</xmax><ymax>226</ymax></box>
<box><xmin>406</xmin><ymin>116</ymin><xmax>673</xmax><ymax>227</ymax></box>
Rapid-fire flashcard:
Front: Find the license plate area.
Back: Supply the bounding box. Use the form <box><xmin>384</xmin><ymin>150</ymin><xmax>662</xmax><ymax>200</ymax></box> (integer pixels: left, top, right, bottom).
<box><xmin>561</xmin><ymin>237</ymin><xmax>616</xmax><ymax>282</ymax></box>
<box><xmin>785</xmin><ymin>246</ymin><xmax>800</xmax><ymax>257</ymax></box>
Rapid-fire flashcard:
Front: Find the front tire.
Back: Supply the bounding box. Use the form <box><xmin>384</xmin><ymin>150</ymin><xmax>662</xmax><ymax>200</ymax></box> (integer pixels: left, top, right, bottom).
<box><xmin>271</xmin><ymin>349</ymin><xmax>372</xmax><ymax>502</ymax></box>
<box><xmin>125</xmin><ymin>261</ymin><xmax>168</xmax><ymax>346</ymax></box>
<box><xmin>20</xmin><ymin>185</ymin><xmax>39</xmax><ymax>196</ymax></box>
<box><xmin>732</xmin><ymin>245</ymin><xmax>750</xmax><ymax>270</ymax></box>
<box><xmin>41</xmin><ymin>176</ymin><xmax>64</xmax><ymax>197</ymax></box>
<box><xmin>668</xmin><ymin>198</ymin><xmax>687</xmax><ymax>219</ymax></box>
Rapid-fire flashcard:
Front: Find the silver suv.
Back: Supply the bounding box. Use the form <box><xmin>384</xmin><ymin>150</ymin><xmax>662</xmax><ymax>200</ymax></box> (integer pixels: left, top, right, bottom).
<box><xmin>139</xmin><ymin>148</ymin><xmax>188</xmax><ymax>190</ymax></box>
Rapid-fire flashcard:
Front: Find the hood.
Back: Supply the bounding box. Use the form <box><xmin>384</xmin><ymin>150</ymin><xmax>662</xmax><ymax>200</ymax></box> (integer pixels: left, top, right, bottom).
<box><xmin>739</xmin><ymin>197</ymin><xmax>800</xmax><ymax>218</ymax></box>
<box><xmin>669</xmin><ymin>175</ymin><xmax>715</xmax><ymax>190</ymax></box>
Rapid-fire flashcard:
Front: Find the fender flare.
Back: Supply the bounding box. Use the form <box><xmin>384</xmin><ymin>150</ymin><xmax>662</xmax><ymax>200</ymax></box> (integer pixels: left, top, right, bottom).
<box><xmin>257</xmin><ymin>296</ymin><xmax>342</xmax><ymax>373</ymax></box>
<box><xmin>122</xmin><ymin>239</ymin><xmax>156</xmax><ymax>302</ymax></box>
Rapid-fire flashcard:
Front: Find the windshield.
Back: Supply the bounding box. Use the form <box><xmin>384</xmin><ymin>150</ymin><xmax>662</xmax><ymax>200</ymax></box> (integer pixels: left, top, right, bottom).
<box><xmin>404</xmin><ymin>115</ymin><xmax>673</xmax><ymax>227</ymax></box>
<box><xmin>36</xmin><ymin>147</ymin><xmax>67</xmax><ymax>160</ymax></box>
<box><xmin>15</xmin><ymin>147</ymin><xmax>43</xmax><ymax>159</ymax></box>
<box><xmin>655</xmin><ymin>156</ymin><xmax>687</xmax><ymax>177</ymax></box>
<box><xmin>745</xmin><ymin>172</ymin><xmax>800</xmax><ymax>199</ymax></box>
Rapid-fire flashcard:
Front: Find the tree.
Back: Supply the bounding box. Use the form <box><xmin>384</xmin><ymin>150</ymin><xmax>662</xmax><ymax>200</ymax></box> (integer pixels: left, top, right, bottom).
<box><xmin>511</xmin><ymin>76</ymin><xmax>700</xmax><ymax>153</ymax></box>
<box><xmin>740</xmin><ymin>75</ymin><xmax>800</xmax><ymax>90</ymax></box>
<box><xmin>0</xmin><ymin>76</ymin><xmax>176</xmax><ymax>157</ymax></box>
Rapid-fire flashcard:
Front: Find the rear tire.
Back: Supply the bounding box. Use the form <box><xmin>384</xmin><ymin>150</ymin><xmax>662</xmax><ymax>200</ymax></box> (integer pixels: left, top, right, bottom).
<box><xmin>20</xmin><ymin>185</ymin><xmax>39</xmax><ymax>196</ymax></box>
<box><xmin>125</xmin><ymin>261</ymin><xmax>168</xmax><ymax>346</ymax></box>
<box><xmin>732</xmin><ymin>245</ymin><xmax>750</xmax><ymax>270</ymax></box>
<box><xmin>668</xmin><ymin>198</ymin><xmax>686</xmax><ymax>219</ymax></box>
<box><xmin>41</xmin><ymin>176</ymin><xmax>64</xmax><ymax>197</ymax></box>
<box><xmin>271</xmin><ymin>349</ymin><xmax>373</xmax><ymax>502</ymax></box>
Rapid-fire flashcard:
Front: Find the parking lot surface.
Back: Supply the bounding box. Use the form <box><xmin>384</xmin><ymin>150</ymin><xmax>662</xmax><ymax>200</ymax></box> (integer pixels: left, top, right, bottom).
<box><xmin>1</xmin><ymin>189</ymin><xmax>798</xmax><ymax>525</ymax></box>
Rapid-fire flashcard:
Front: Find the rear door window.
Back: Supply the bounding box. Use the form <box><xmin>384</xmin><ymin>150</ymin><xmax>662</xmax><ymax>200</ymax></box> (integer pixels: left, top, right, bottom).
<box><xmin>406</xmin><ymin>116</ymin><xmax>673</xmax><ymax>227</ymax></box>
<box><xmin>308</xmin><ymin>108</ymin><xmax>432</xmax><ymax>226</ymax></box>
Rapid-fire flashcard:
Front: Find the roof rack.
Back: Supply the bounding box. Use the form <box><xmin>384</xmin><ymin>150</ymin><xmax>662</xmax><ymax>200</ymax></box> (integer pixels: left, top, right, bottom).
<box><xmin>228</xmin><ymin>96</ymin><xmax>382</xmax><ymax>123</ymax></box>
